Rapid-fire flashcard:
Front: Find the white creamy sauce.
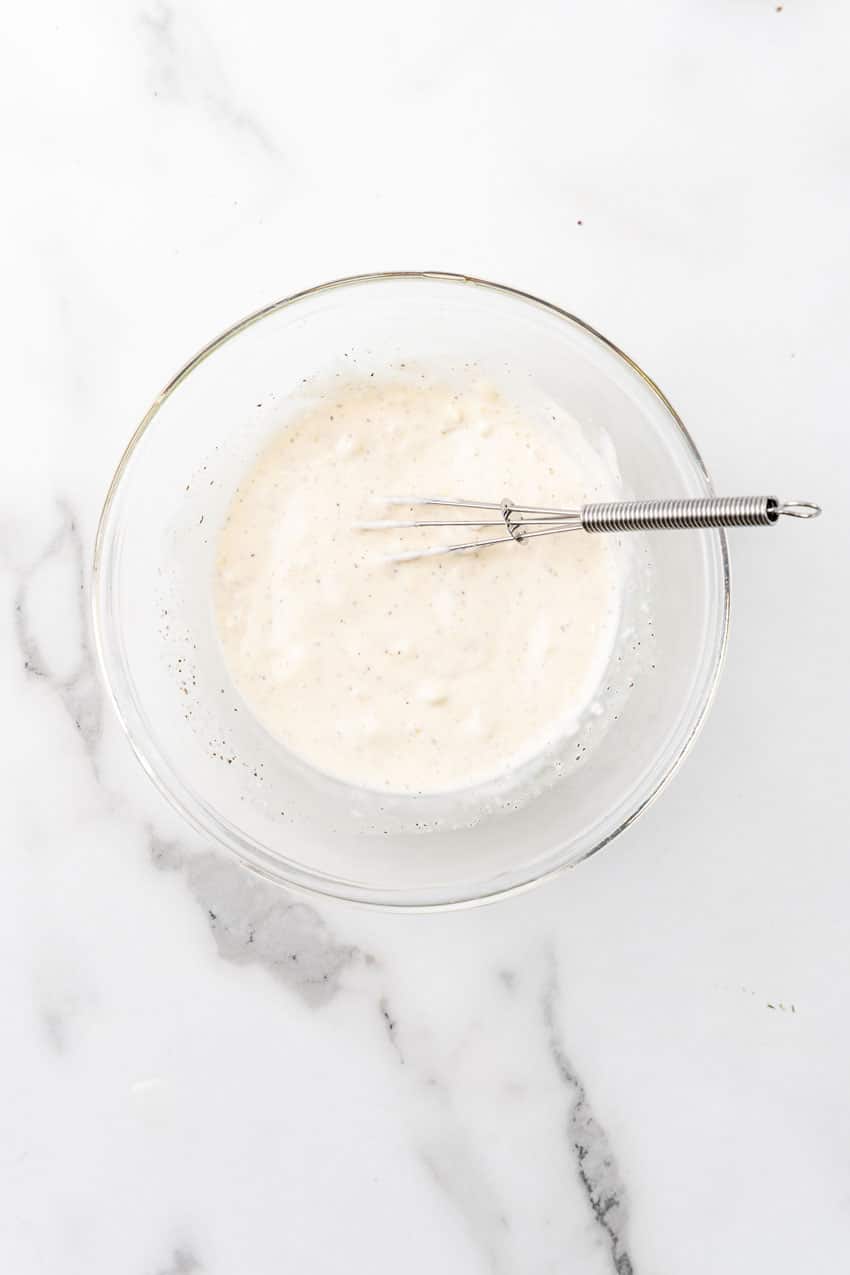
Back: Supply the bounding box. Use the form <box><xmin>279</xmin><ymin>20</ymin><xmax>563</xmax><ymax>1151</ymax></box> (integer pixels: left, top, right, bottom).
<box><xmin>214</xmin><ymin>377</ymin><xmax>623</xmax><ymax>793</ymax></box>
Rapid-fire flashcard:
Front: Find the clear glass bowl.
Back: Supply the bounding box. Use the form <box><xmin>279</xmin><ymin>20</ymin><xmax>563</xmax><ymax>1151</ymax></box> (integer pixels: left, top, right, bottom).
<box><xmin>93</xmin><ymin>272</ymin><xmax>729</xmax><ymax>909</ymax></box>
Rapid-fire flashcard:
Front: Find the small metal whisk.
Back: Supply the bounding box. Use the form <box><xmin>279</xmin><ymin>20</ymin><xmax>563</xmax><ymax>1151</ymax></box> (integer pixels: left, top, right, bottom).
<box><xmin>358</xmin><ymin>495</ymin><xmax>822</xmax><ymax>561</ymax></box>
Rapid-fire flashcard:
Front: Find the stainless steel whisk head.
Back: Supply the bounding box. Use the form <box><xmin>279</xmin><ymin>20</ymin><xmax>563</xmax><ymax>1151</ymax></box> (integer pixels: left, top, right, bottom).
<box><xmin>358</xmin><ymin>495</ymin><xmax>821</xmax><ymax>562</ymax></box>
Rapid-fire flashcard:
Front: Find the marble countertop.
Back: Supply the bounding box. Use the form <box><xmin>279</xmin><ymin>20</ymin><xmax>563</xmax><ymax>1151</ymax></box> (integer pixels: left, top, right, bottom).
<box><xmin>3</xmin><ymin>2</ymin><xmax>848</xmax><ymax>1271</ymax></box>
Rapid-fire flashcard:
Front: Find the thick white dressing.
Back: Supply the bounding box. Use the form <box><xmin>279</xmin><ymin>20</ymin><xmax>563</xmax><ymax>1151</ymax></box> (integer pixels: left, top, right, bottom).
<box><xmin>214</xmin><ymin>377</ymin><xmax>623</xmax><ymax>793</ymax></box>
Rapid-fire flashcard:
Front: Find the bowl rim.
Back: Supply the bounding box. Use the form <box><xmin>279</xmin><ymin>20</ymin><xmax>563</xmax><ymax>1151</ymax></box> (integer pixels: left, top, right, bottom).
<box><xmin>92</xmin><ymin>270</ymin><xmax>730</xmax><ymax>911</ymax></box>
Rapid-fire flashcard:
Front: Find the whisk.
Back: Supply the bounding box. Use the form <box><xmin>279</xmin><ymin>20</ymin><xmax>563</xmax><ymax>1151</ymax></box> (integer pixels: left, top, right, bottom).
<box><xmin>359</xmin><ymin>495</ymin><xmax>821</xmax><ymax>561</ymax></box>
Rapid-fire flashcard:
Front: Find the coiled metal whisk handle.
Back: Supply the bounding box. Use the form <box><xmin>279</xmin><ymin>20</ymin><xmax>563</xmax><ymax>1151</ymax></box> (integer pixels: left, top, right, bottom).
<box><xmin>581</xmin><ymin>497</ymin><xmax>821</xmax><ymax>534</ymax></box>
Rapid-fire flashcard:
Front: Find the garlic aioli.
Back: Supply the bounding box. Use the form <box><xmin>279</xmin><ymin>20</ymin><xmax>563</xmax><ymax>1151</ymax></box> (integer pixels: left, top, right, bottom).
<box><xmin>215</xmin><ymin>377</ymin><xmax>622</xmax><ymax>793</ymax></box>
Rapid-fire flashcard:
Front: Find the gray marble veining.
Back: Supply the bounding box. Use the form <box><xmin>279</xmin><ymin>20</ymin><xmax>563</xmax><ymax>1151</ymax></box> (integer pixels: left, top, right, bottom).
<box><xmin>151</xmin><ymin>835</ymin><xmax>358</xmax><ymax>1005</ymax></box>
<box><xmin>544</xmin><ymin>959</ymin><xmax>633</xmax><ymax>1275</ymax></box>
<box><xmin>12</xmin><ymin>501</ymin><xmax>103</xmax><ymax>759</ymax></box>
<box><xmin>139</xmin><ymin>1</ymin><xmax>284</xmax><ymax>158</ymax></box>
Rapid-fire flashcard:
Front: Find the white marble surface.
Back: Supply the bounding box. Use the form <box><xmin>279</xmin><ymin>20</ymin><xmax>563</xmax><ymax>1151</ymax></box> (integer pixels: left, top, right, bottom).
<box><xmin>3</xmin><ymin>2</ymin><xmax>848</xmax><ymax>1271</ymax></box>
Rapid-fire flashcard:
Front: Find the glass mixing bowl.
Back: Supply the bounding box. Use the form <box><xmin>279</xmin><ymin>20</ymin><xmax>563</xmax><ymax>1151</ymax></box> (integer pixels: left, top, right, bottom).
<box><xmin>93</xmin><ymin>272</ymin><xmax>729</xmax><ymax>909</ymax></box>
